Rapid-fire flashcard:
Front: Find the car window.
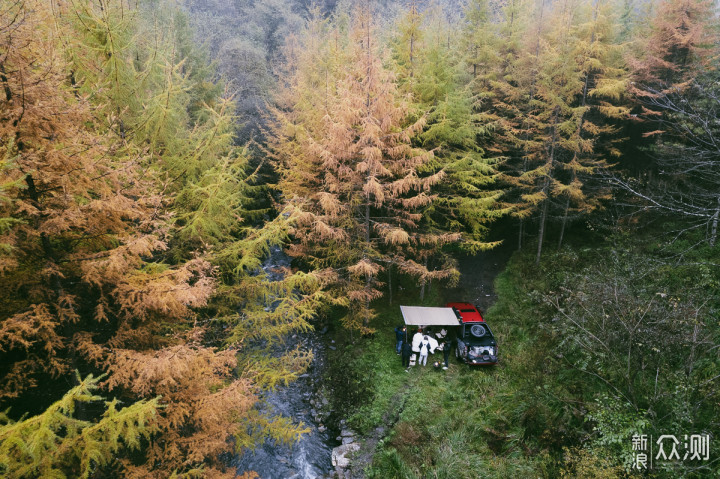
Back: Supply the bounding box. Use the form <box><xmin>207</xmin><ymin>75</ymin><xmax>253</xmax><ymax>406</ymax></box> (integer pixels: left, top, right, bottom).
<box><xmin>462</xmin><ymin>326</ymin><xmax>495</xmax><ymax>345</ymax></box>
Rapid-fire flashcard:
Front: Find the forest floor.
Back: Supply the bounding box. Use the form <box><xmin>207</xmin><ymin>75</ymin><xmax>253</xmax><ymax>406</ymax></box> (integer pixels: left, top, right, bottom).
<box><xmin>320</xmin><ymin>225</ymin><xmax>720</xmax><ymax>479</ymax></box>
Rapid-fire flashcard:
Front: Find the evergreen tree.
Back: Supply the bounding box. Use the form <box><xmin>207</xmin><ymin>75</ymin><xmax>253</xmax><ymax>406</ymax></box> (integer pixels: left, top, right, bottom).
<box><xmin>0</xmin><ymin>374</ymin><xmax>159</xmax><ymax>479</ymax></box>
<box><xmin>0</xmin><ymin>1</ymin><xmax>319</xmax><ymax>477</ymax></box>
<box><xmin>269</xmin><ymin>6</ymin><xmax>456</xmax><ymax>332</ymax></box>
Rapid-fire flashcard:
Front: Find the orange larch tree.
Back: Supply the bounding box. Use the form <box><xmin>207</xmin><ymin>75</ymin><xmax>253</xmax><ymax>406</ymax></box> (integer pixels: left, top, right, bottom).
<box><xmin>269</xmin><ymin>6</ymin><xmax>458</xmax><ymax>333</ymax></box>
<box><xmin>0</xmin><ymin>1</ymin><xmax>313</xmax><ymax>477</ymax></box>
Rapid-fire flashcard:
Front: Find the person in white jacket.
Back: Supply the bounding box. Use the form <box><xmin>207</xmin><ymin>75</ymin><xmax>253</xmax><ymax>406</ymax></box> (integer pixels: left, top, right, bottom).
<box><xmin>412</xmin><ymin>329</ymin><xmax>424</xmax><ymax>352</ymax></box>
<box><xmin>418</xmin><ymin>335</ymin><xmax>437</xmax><ymax>366</ymax></box>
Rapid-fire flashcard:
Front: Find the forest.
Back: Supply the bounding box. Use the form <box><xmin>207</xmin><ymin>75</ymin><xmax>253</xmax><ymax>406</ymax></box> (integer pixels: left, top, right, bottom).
<box><xmin>0</xmin><ymin>0</ymin><xmax>718</xmax><ymax>477</ymax></box>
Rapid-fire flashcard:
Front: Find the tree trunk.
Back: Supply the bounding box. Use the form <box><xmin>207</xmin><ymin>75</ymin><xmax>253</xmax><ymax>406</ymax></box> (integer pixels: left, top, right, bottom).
<box><xmin>558</xmin><ymin>196</ymin><xmax>570</xmax><ymax>249</ymax></box>
<box><xmin>419</xmin><ymin>257</ymin><xmax>428</xmax><ymax>301</ymax></box>
<box><xmin>536</xmin><ymin>191</ymin><xmax>549</xmax><ymax>265</ymax></box>
<box><xmin>0</xmin><ymin>62</ymin><xmax>13</xmax><ymax>101</ymax></box>
<box><xmin>537</xmin><ymin>108</ymin><xmax>559</xmax><ymax>264</ymax></box>
<box><xmin>710</xmin><ymin>196</ymin><xmax>719</xmax><ymax>246</ymax></box>
<box><xmin>427</xmin><ymin>259</ymin><xmax>432</xmax><ymax>296</ymax></box>
<box><xmin>518</xmin><ymin>218</ymin><xmax>524</xmax><ymax>251</ymax></box>
<box><xmin>388</xmin><ymin>261</ymin><xmax>393</xmax><ymax>305</ymax></box>
<box><xmin>364</xmin><ymin>296</ymin><xmax>370</xmax><ymax>328</ymax></box>
<box><xmin>410</xmin><ymin>34</ymin><xmax>414</xmax><ymax>76</ymax></box>
<box><xmin>27</xmin><ymin>173</ymin><xmax>85</xmax><ymax>414</ymax></box>
<box><xmin>364</xmin><ymin>196</ymin><xmax>371</xmax><ymax>327</ymax></box>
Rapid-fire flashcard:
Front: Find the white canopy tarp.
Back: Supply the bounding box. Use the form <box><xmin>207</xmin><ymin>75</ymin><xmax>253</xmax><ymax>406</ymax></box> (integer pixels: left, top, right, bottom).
<box><xmin>400</xmin><ymin>306</ymin><xmax>460</xmax><ymax>327</ymax></box>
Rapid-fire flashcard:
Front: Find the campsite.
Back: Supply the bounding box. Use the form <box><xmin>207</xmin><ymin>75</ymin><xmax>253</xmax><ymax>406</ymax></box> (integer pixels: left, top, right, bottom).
<box><xmin>1</xmin><ymin>0</ymin><xmax>719</xmax><ymax>478</ymax></box>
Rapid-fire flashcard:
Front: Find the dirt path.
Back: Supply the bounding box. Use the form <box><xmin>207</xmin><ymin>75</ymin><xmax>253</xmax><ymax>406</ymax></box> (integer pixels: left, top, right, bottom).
<box><xmin>441</xmin><ymin>242</ymin><xmax>515</xmax><ymax>313</ymax></box>
<box><xmin>345</xmin><ymin>387</ymin><xmax>412</xmax><ymax>479</ymax></box>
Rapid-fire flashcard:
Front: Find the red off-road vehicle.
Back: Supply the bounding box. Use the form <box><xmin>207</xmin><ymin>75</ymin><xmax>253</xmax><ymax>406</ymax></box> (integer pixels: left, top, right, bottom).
<box><xmin>446</xmin><ymin>302</ymin><xmax>498</xmax><ymax>366</ymax></box>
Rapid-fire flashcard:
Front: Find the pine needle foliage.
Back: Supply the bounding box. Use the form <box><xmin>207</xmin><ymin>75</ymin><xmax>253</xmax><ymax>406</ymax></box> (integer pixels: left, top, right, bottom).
<box><xmin>393</xmin><ymin>2</ymin><xmax>508</xmax><ymax>255</ymax></box>
<box><xmin>0</xmin><ymin>1</ymin><xmax>314</xmax><ymax>477</ymax></box>
<box><xmin>0</xmin><ymin>373</ymin><xmax>159</xmax><ymax>479</ymax></box>
<box><xmin>269</xmin><ymin>6</ymin><xmax>458</xmax><ymax>333</ymax></box>
<box><xmin>0</xmin><ymin>0</ymin><xmax>214</xmax><ymax>399</ymax></box>
<box><xmin>493</xmin><ymin>0</ymin><xmax>627</xmax><ymax>261</ymax></box>
<box><xmin>629</xmin><ymin>0</ymin><xmax>717</xmax><ymax>96</ymax></box>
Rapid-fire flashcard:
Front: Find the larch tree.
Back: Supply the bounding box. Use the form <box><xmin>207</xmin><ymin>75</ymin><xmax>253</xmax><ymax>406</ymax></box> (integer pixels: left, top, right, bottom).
<box><xmin>391</xmin><ymin>0</ymin><xmax>423</xmax><ymax>88</ymax></box>
<box><xmin>0</xmin><ymin>0</ymin><xmax>214</xmax><ymax>402</ymax></box>
<box><xmin>525</xmin><ymin>0</ymin><xmax>585</xmax><ymax>263</ymax></box>
<box><xmin>0</xmin><ymin>374</ymin><xmax>160</xmax><ymax>479</ymax></box>
<box><xmin>0</xmin><ymin>2</ymin><xmax>226</xmax><ymax>477</ymax></box>
<box><xmin>269</xmin><ymin>6</ymin><xmax>455</xmax><ymax>332</ymax></box>
<box><xmin>0</xmin><ymin>1</ymin><xmax>318</xmax><ymax>477</ymax></box>
<box><xmin>618</xmin><ymin>0</ymin><xmax>720</xmax><ymax>246</ymax></box>
<box><xmin>394</xmin><ymin>3</ymin><xmax>507</xmax><ymax>262</ymax></box>
<box><xmin>462</xmin><ymin>0</ymin><xmax>500</xmax><ymax>87</ymax></box>
<box><xmin>491</xmin><ymin>0</ymin><xmax>548</xmax><ymax>252</ymax></box>
<box><xmin>554</xmin><ymin>0</ymin><xmax>628</xmax><ymax>248</ymax></box>
<box><xmin>497</xmin><ymin>0</ymin><xmax>625</xmax><ymax>262</ymax></box>
<box><xmin>629</xmin><ymin>0</ymin><xmax>716</xmax><ymax>95</ymax></box>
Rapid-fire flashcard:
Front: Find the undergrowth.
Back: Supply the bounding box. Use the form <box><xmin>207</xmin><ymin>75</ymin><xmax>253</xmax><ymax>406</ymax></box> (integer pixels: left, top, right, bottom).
<box><xmin>330</xmin><ymin>230</ymin><xmax>720</xmax><ymax>478</ymax></box>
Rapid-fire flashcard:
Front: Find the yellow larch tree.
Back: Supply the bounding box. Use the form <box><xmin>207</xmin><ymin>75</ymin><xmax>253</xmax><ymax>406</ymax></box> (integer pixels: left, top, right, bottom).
<box><xmin>0</xmin><ymin>1</ymin><xmax>315</xmax><ymax>477</ymax></box>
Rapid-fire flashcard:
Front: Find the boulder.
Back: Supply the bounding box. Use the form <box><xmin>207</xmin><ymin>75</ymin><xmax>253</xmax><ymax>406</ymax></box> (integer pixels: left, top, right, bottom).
<box><xmin>331</xmin><ymin>443</ymin><xmax>359</xmax><ymax>474</ymax></box>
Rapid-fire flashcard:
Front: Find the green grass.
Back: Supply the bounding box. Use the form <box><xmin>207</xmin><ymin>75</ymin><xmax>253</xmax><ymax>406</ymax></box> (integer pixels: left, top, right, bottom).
<box><xmin>324</xmin><ymin>252</ymin><xmax>561</xmax><ymax>478</ymax></box>
<box><xmin>326</xmin><ymin>232</ymin><xmax>720</xmax><ymax>478</ymax></box>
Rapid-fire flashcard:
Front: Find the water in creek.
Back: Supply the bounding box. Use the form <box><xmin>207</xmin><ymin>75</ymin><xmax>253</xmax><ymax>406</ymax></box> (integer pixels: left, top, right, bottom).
<box><xmin>234</xmin><ymin>246</ymin><xmax>336</xmax><ymax>479</ymax></box>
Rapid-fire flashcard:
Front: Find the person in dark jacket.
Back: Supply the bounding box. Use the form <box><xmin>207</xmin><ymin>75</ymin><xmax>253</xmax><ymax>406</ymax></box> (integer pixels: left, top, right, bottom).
<box><xmin>442</xmin><ymin>339</ymin><xmax>453</xmax><ymax>370</ymax></box>
<box><xmin>394</xmin><ymin>325</ymin><xmax>407</xmax><ymax>354</ymax></box>
<box><xmin>401</xmin><ymin>341</ymin><xmax>413</xmax><ymax>371</ymax></box>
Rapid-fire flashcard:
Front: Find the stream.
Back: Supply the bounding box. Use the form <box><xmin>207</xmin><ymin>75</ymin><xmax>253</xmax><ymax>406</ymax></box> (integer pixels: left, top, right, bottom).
<box><xmin>234</xmin><ymin>246</ymin><xmax>337</xmax><ymax>479</ymax></box>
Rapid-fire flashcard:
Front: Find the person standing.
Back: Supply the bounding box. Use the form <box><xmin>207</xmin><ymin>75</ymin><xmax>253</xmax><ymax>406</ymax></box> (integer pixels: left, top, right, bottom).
<box><xmin>442</xmin><ymin>340</ymin><xmax>452</xmax><ymax>370</ymax></box>
<box><xmin>394</xmin><ymin>325</ymin><xmax>407</xmax><ymax>354</ymax></box>
<box><xmin>418</xmin><ymin>336</ymin><xmax>432</xmax><ymax>366</ymax></box>
<box><xmin>412</xmin><ymin>328</ymin><xmax>424</xmax><ymax>353</ymax></box>
<box><xmin>401</xmin><ymin>340</ymin><xmax>412</xmax><ymax>371</ymax></box>
<box><xmin>395</xmin><ymin>325</ymin><xmax>407</xmax><ymax>354</ymax></box>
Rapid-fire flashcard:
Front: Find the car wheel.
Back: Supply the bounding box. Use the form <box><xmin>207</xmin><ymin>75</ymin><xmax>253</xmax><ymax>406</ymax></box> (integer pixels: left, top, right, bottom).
<box><xmin>455</xmin><ymin>346</ymin><xmax>464</xmax><ymax>363</ymax></box>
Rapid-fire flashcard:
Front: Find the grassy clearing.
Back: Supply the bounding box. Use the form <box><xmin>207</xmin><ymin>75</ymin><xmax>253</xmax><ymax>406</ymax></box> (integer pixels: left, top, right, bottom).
<box><xmin>328</xmin><ymin>232</ymin><xmax>720</xmax><ymax>478</ymax></box>
<box><xmin>322</xmin><ymin>253</ymin><xmax>560</xmax><ymax>478</ymax></box>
